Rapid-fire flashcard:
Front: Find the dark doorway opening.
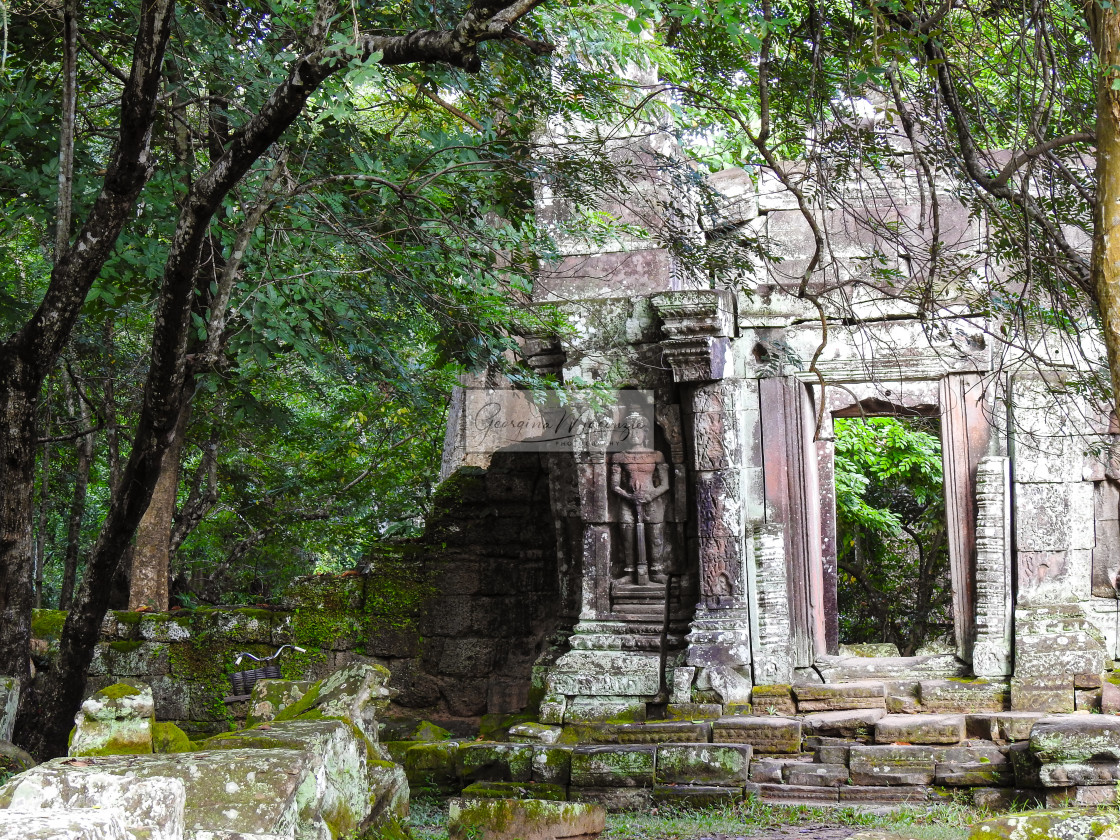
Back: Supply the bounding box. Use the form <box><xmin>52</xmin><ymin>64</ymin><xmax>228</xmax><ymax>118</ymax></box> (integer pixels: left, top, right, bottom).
<box><xmin>833</xmin><ymin>416</ymin><xmax>953</xmax><ymax>656</ymax></box>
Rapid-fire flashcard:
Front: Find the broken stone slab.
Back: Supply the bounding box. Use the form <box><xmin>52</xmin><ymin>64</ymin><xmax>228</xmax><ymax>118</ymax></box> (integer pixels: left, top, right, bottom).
<box><xmin>532</xmin><ymin>747</ymin><xmax>573</xmax><ymax>785</ymax></box>
<box><xmin>403</xmin><ymin>740</ymin><xmax>462</xmax><ymax>794</ymax></box>
<box><xmin>748</xmin><ymin>757</ymin><xmax>793</xmax><ymax>784</ymax></box>
<box><xmin>750</xmin><ymin>685</ymin><xmax>796</xmax><ymax>716</ymax></box>
<box><xmin>651</xmin><ymin>785</ymin><xmax>743</xmax><ymax>808</ymax></box>
<box><xmin>612</xmin><ymin>722</ymin><xmax>708</xmax><ymax>744</ymax></box>
<box><xmin>918</xmin><ymin>680</ymin><xmax>1009</xmax><ymax>713</ymax></box>
<box><xmin>968</xmin><ymin>809</ymin><xmax>1118</xmax><ymax>840</ymax></box>
<box><xmin>0</xmin><ymin>771</ymin><xmax>184</xmax><ymax>840</ymax></box>
<box><xmin>0</xmin><ymin>748</ymin><xmax>329</xmax><ymax>837</ymax></box>
<box><xmin>792</xmin><ymin>681</ymin><xmax>886</xmax><ymax>712</ymax></box>
<box><xmin>874</xmin><ymin>714</ymin><xmax>965</xmax><ymax>745</ymax></box>
<box><xmin>69</xmin><ymin>680</ymin><xmax>155</xmax><ymax>757</ymax></box>
<box><xmin>546</xmin><ymin>652</ymin><xmax>661</xmax><ymax>698</ymax></box>
<box><xmin>0</xmin><ymin>810</ymin><xmax>131</xmax><ymax>840</ymax></box>
<box><xmin>568</xmin><ymin>787</ymin><xmax>651</xmax><ymax>812</ymax></box>
<box><xmin>569</xmin><ymin>745</ymin><xmax>655</xmax><ymax>787</ymax></box>
<box><xmin>246</xmin><ymin>678</ymin><xmax>313</xmax><ymax>727</ymax></box>
<box><xmin>1010</xmin><ymin>679</ymin><xmax>1075</xmax><ymax>714</ymax></box>
<box><xmin>782</xmin><ymin>762</ymin><xmax>849</xmax><ymax>787</ymax></box>
<box><xmin>203</xmin><ymin>718</ymin><xmax>405</xmax><ymax>832</ymax></box>
<box><xmin>757</xmin><ymin>783</ymin><xmax>838</xmax><ymax>804</ymax></box>
<box><xmin>457</xmin><ymin>742</ymin><xmax>534</xmax><ymax>783</ymax></box>
<box><xmin>848</xmin><ymin>745</ymin><xmax>943</xmax><ymax>785</ymax></box>
<box><xmin>313</xmin><ymin>662</ymin><xmax>392</xmax><ymax>744</ymax></box>
<box><xmin>813</xmin><ymin>744</ymin><xmax>851</xmax><ymax>765</ymax></box>
<box><xmin>710</xmin><ymin>716</ymin><xmax>801</xmax><ymax>753</ymax></box>
<box><xmin>564</xmin><ymin>697</ymin><xmax>647</xmax><ymax>725</ymax></box>
<box><xmin>664</xmin><ymin>703</ymin><xmax>722</xmax><ymax>720</ymax></box>
<box><xmin>510</xmin><ymin>723</ymin><xmax>563</xmax><ymax>745</ymax></box>
<box><xmin>0</xmin><ymin>678</ymin><xmax>17</xmax><ymax>743</ymax></box>
<box><xmin>1045</xmin><ymin>785</ymin><xmax>1118</xmax><ymax>807</ymax></box>
<box><xmin>447</xmin><ymin>797</ymin><xmax>605</xmax><ymax>840</ymax></box>
<box><xmin>969</xmin><ymin>787</ymin><xmax>1043</xmax><ymax>811</ymax></box>
<box><xmin>800</xmin><ymin>709</ymin><xmax>884</xmax><ymax>740</ymax></box>
<box><xmin>654</xmin><ymin>743</ymin><xmax>751</xmax><ymax>786</ymax></box>
<box><xmin>814</xmin><ymin>655</ymin><xmax>967</xmax><ymax>683</ymax></box>
<box><xmin>838</xmin><ymin>786</ymin><xmax>931</xmax><ymax>803</ymax></box>
<box><xmin>934</xmin><ymin>762</ymin><xmax>1014</xmax><ymax>787</ymax></box>
<box><xmin>1029</xmin><ymin>714</ymin><xmax>1120</xmax><ymax>762</ymax></box>
<box><xmin>966</xmin><ymin>712</ymin><xmax>1044</xmax><ymax>743</ymax></box>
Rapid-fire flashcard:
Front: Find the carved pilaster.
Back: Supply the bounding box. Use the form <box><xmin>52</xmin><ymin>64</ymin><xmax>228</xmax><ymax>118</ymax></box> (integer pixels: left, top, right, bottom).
<box><xmin>972</xmin><ymin>456</ymin><xmax>1013</xmax><ymax>677</ymax></box>
<box><xmin>750</xmin><ymin>524</ymin><xmax>794</xmax><ymax>685</ymax></box>
<box><xmin>652</xmin><ymin>290</ymin><xmax>736</xmax><ymax>383</ymax></box>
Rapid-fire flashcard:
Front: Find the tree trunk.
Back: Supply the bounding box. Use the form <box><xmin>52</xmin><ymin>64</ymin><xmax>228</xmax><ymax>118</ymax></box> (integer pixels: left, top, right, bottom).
<box><xmin>1089</xmin><ymin>1</ymin><xmax>1120</xmax><ymax>412</ymax></box>
<box><xmin>128</xmin><ymin>402</ymin><xmax>190</xmax><ymax>611</ymax></box>
<box><xmin>0</xmin><ymin>367</ymin><xmax>38</xmax><ymax>679</ymax></box>
<box><xmin>34</xmin><ymin>394</ymin><xmax>51</xmax><ymax>610</ymax></box>
<box><xmin>60</xmin><ymin>375</ymin><xmax>94</xmax><ymax>610</ymax></box>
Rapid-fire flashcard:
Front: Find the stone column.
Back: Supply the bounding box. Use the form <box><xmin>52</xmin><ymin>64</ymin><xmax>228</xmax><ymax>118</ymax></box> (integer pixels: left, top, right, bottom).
<box><xmin>652</xmin><ymin>289</ymin><xmax>766</xmax><ymax>704</ymax></box>
<box><xmin>972</xmin><ymin>456</ymin><xmax>1013</xmax><ymax>677</ymax></box>
<box><xmin>749</xmin><ymin>524</ymin><xmax>794</xmax><ymax>684</ymax></box>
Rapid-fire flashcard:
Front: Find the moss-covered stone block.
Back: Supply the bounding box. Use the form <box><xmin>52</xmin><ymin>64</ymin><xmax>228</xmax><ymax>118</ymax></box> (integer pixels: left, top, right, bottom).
<box><xmin>569</xmin><ymin>745</ymin><xmax>655</xmax><ymax>788</ymax></box>
<box><xmin>457</xmin><ymin>741</ymin><xmax>534</xmax><ymax>783</ymax></box>
<box><xmin>969</xmin><ymin>809</ymin><xmax>1118</xmax><ymax>840</ymax></box>
<box><xmin>532</xmin><ymin>746</ymin><xmax>574</xmax><ymax>785</ymax></box>
<box><xmin>654</xmin><ymin>743</ymin><xmax>751</xmax><ymax>786</ymax></box>
<box><xmin>136</xmin><ymin>612</ymin><xmax>192</xmax><ymax>643</ymax></box>
<box><xmin>480</xmin><ymin>711</ymin><xmax>537</xmax><ymax>741</ymax></box>
<box><xmin>461</xmin><ymin>781</ymin><xmax>568</xmax><ymax>801</ymax></box>
<box><xmin>30</xmin><ymin>609</ymin><xmax>67</xmax><ymax>643</ymax></box>
<box><xmin>1029</xmin><ymin>715</ymin><xmax>1120</xmax><ymax>763</ymax></box>
<box><xmin>107</xmin><ymin>641</ymin><xmax>170</xmax><ymax>677</ymax></box>
<box><xmin>151</xmin><ymin>721</ymin><xmax>193</xmax><ymax>754</ymax></box>
<box><xmin>382</xmin><ymin>740</ymin><xmax>415</xmax><ymax>764</ymax></box>
<box><xmin>246</xmin><ymin>678</ymin><xmax>314</xmax><ymax>727</ymax></box>
<box><xmin>652</xmin><ymin>785</ymin><xmax>744</xmax><ymax>808</ymax></box>
<box><xmin>510</xmin><ymin>722</ymin><xmax>563</xmax><ymax>745</ymax></box>
<box><xmin>447</xmin><ymin>796</ymin><xmax>605</xmax><ymax>840</ymax></box>
<box><xmin>69</xmin><ymin>680</ymin><xmax>154</xmax><ymax>757</ymax></box>
<box><xmin>410</xmin><ymin>720</ymin><xmax>454</xmax><ymax>742</ymax></box>
<box><xmin>403</xmin><ymin>741</ymin><xmax>462</xmax><ymax>794</ymax></box>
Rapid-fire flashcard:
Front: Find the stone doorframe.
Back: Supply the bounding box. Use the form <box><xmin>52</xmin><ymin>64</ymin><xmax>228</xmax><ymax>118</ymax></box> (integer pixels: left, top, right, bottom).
<box><xmin>759</xmin><ymin>372</ymin><xmax>993</xmax><ymax>668</ymax></box>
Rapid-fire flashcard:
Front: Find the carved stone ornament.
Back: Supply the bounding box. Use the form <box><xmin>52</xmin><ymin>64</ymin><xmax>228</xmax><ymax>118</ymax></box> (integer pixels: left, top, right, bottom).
<box><xmin>652</xmin><ymin>290</ymin><xmax>736</xmax><ymax>383</ymax></box>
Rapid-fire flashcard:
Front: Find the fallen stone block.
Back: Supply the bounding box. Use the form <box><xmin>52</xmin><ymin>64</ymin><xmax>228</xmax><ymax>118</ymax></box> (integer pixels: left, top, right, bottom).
<box><xmin>403</xmin><ymin>740</ymin><xmax>462</xmax><ymax>794</ymax></box>
<box><xmin>968</xmin><ymin>808</ymin><xmax>1117</xmax><ymax>840</ymax></box>
<box><xmin>1030</xmin><ymin>714</ymin><xmax>1120</xmax><ymax>762</ymax></box>
<box><xmin>966</xmin><ymin>712</ymin><xmax>1043</xmax><ymax>743</ymax></box>
<box><xmin>813</xmin><ymin>744</ymin><xmax>851</xmax><ymax>765</ymax></box>
<box><xmin>848</xmin><ymin>745</ymin><xmax>941</xmax><ymax>785</ymax></box>
<box><xmin>782</xmin><ymin>762</ymin><xmax>849</xmax><ymax>787</ymax></box>
<box><xmin>457</xmin><ymin>742</ymin><xmax>534</xmax><ymax>783</ymax></box>
<box><xmin>447</xmin><ymin>797</ymin><xmax>605</xmax><ymax>840</ymax></box>
<box><xmin>757</xmin><ymin>783</ymin><xmax>837</xmax><ymax>804</ymax></box>
<box><xmin>246</xmin><ymin>678</ymin><xmax>314</xmax><ymax>727</ymax></box>
<box><xmin>0</xmin><ymin>772</ymin><xmax>183</xmax><ymax>840</ymax></box>
<box><xmin>313</xmin><ymin>662</ymin><xmax>392</xmax><ymax>744</ymax></box>
<box><xmin>652</xmin><ymin>785</ymin><xmax>743</xmax><ymax>808</ymax></box>
<box><xmin>918</xmin><ymin>680</ymin><xmax>1008</xmax><ymax>713</ymax></box>
<box><xmin>710</xmin><ymin>716</ymin><xmax>801</xmax><ymax>753</ymax></box>
<box><xmin>793</xmin><ymin>681</ymin><xmax>886</xmax><ymax>712</ymax></box>
<box><xmin>612</xmin><ymin>722</ymin><xmax>708</xmax><ymax>744</ymax></box>
<box><xmin>874</xmin><ymin>714</ymin><xmax>965</xmax><ymax>745</ymax></box>
<box><xmin>533</xmin><ymin>746</ymin><xmax>574</xmax><ymax>785</ymax></box>
<box><xmin>569</xmin><ymin>745</ymin><xmax>655</xmax><ymax>787</ymax></box>
<box><xmin>510</xmin><ymin>723</ymin><xmax>563</xmax><ymax>745</ymax></box>
<box><xmin>664</xmin><ymin>703</ymin><xmax>723</xmax><ymax>721</ymax></box>
<box><xmin>568</xmin><ymin>787</ymin><xmax>651</xmax><ymax>811</ymax></box>
<box><xmin>461</xmin><ymin>781</ymin><xmax>568</xmax><ymax>801</ymax></box>
<box><xmin>546</xmin><ymin>652</ymin><xmax>661</xmax><ymax>698</ymax></box>
<box><xmin>801</xmin><ymin>709</ymin><xmax>883</xmax><ymax>740</ymax></box>
<box><xmin>565</xmin><ymin>698</ymin><xmax>647</xmax><ymax>725</ymax></box>
<box><xmin>69</xmin><ymin>680</ymin><xmax>154</xmax><ymax>757</ymax></box>
<box><xmin>654</xmin><ymin>743</ymin><xmax>751</xmax><ymax>786</ymax></box>
<box><xmin>969</xmin><ymin>787</ymin><xmax>1043</xmax><ymax>811</ymax></box>
<box><xmin>0</xmin><ymin>810</ymin><xmax>131</xmax><ymax>840</ymax></box>
<box><xmin>751</xmin><ymin>685</ymin><xmax>796</xmax><ymax>716</ymax></box>
<box><xmin>748</xmin><ymin>758</ymin><xmax>788</xmax><ymax>784</ymax></box>
<box><xmin>204</xmin><ymin>718</ymin><xmax>404</xmax><ymax>830</ymax></box>
<box><xmin>934</xmin><ymin>762</ymin><xmax>1013</xmax><ymax>786</ymax></box>
<box><xmin>1045</xmin><ymin>785</ymin><xmax>1118</xmax><ymax>807</ymax></box>
<box><xmin>1010</xmin><ymin>679</ymin><xmax>1075</xmax><ymax>713</ymax></box>
<box><xmin>838</xmin><ymin>786</ymin><xmax>930</xmax><ymax>803</ymax></box>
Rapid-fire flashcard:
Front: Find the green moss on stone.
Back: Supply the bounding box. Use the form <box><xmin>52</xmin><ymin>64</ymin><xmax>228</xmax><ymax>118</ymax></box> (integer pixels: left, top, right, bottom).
<box><xmin>98</xmin><ymin>682</ymin><xmax>141</xmax><ymax>700</ymax></box>
<box><xmin>152</xmin><ymin>721</ymin><xmax>194</xmax><ymax>753</ymax></box>
<box><xmin>113</xmin><ymin>611</ymin><xmax>144</xmax><ymax>626</ymax></box>
<box><xmin>273</xmin><ymin>681</ymin><xmax>322</xmax><ymax>722</ymax></box>
<box><xmin>109</xmin><ymin>640</ymin><xmax>143</xmax><ymax>654</ymax></box>
<box><xmin>31</xmin><ymin>609</ymin><xmax>67</xmax><ymax>640</ymax></box>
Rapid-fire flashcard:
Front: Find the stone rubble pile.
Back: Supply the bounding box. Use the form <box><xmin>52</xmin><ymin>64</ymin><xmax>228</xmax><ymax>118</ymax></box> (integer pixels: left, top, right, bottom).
<box><xmin>0</xmin><ymin>664</ymin><xmax>407</xmax><ymax>840</ymax></box>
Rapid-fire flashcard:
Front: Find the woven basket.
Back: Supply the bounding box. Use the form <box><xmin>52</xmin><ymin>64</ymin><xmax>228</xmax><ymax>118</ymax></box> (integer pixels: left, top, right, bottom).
<box><xmin>229</xmin><ymin>664</ymin><xmax>281</xmax><ymax>696</ymax></box>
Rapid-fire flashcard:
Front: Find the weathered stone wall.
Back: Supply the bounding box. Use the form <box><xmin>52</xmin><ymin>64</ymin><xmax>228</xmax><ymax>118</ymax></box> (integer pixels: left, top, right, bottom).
<box><xmin>30</xmin><ymin>448</ymin><xmax>562</xmax><ymax>735</ymax></box>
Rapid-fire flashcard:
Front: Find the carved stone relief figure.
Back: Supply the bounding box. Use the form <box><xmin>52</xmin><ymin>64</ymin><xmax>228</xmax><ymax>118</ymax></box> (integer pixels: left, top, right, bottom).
<box><xmin>609</xmin><ymin>413</ymin><xmax>671</xmax><ymax>584</ymax></box>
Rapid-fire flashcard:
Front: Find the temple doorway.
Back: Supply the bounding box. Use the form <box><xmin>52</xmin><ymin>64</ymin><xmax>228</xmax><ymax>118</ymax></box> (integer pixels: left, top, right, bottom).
<box><xmin>832</xmin><ymin>415</ymin><xmax>954</xmax><ymax>656</ymax></box>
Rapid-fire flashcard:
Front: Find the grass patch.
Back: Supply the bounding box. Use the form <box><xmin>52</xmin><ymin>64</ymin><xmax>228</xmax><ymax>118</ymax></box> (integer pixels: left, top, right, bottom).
<box><xmin>402</xmin><ymin>795</ymin><xmax>984</xmax><ymax>840</ymax></box>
